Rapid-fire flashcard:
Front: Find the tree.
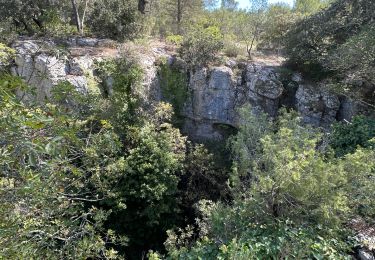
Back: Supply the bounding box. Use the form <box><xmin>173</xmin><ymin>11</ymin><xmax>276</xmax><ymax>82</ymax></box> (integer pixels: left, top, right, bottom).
<box><xmin>70</xmin><ymin>0</ymin><xmax>92</xmax><ymax>35</ymax></box>
<box><xmin>159</xmin><ymin>0</ymin><xmax>203</xmax><ymax>35</ymax></box>
<box><xmin>87</xmin><ymin>0</ymin><xmax>142</xmax><ymax>40</ymax></box>
<box><xmin>0</xmin><ymin>78</ymin><xmax>125</xmax><ymax>258</ymax></box>
<box><xmin>221</xmin><ymin>0</ymin><xmax>238</xmax><ymax>10</ymax></box>
<box><xmin>0</xmin><ymin>0</ymin><xmax>59</xmax><ymax>34</ymax></box>
<box><xmin>179</xmin><ymin>23</ymin><xmax>224</xmax><ymax>67</ymax></box>
<box><xmin>242</xmin><ymin>0</ymin><xmax>268</xmax><ymax>58</ymax></box>
<box><xmin>295</xmin><ymin>0</ymin><xmax>331</xmax><ymax>15</ymax></box>
<box><xmin>260</xmin><ymin>3</ymin><xmax>298</xmax><ymax>51</ymax></box>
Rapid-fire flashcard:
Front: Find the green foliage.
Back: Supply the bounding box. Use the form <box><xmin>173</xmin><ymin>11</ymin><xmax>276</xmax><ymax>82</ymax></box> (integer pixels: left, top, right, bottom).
<box><xmin>165</xmin><ymin>108</ymin><xmax>375</xmax><ymax>259</ymax></box>
<box><xmin>158</xmin><ymin>62</ymin><xmax>188</xmax><ymax>119</ymax></box>
<box><xmin>167</xmin><ymin>219</ymin><xmax>352</xmax><ymax>259</ymax></box>
<box><xmin>284</xmin><ymin>0</ymin><xmax>375</xmax><ymax>85</ymax></box>
<box><xmin>147</xmin><ymin>0</ymin><xmax>203</xmax><ymax>36</ymax></box>
<box><xmin>41</xmin><ymin>9</ymin><xmax>77</xmax><ymax>37</ymax></box>
<box><xmin>179</xmin><ymin>23</ymin><xmax>223</xmax><ymax>67</ymax></box>
<box><xmin>105</xmin><ymin>106</ymin><xmax>187</xmax><ymax>257</ymax></box>
<box><xmin>260</xmin><ymin>3</ymin><xmax>300</xmax><ymax>50</ymax></box>
<box><xmin>95</xmin><ymin>57</ymin><xmax>190</xmax><ymax>257</ymax></box>
<box><xmin>0</xmin><ymin>44</ymin><xmax>15</xmax><ymax>67</ymax></box>
<box><xmin>295</xmin><ymin>0</ymin><xmax>331</xmax><ymax>15</ymax></box>
<box><xmin>0</xmin><ymin>76</ymin><xmax>125</xmax><ymax>258</ymax></box>
<box><xmin>231</xmin><ymin>109</ymin><xmax>349</xmax><ymax>225</ymax></box>
<box><xmin>223</xmin><ymin>39</ymin><xmax>242</xmax><ymax>57</ymax></box>
<box><xmin>229</xmin><ymin>105</ymin><xmax>272</xmax><ymax>183</ymax></box>
<box><xmin>181</xmin><ymin>144</ymin><xmax>230</xmax><ymax>208</ymax></box>
<box><xmin>342</xmin><ymin>145</ymin><xmax>375</xmax><ymax>220</ymax></box>
<box><xmin>88</xmin><ymin>0</ymin><xmax>142</xmax><ymax>40</ymax></box>
<box><xmin>95</xmin><ymin>57</ymin><xmax>144</xmax><ymax>132</ymax></box>
<box><xmin>0</xmin><ymin>68</ymin><xmax>192</xmax><ymax>258</ymax></box>
<box><xmin>166</xmin><ymin>34</ymin><xmax>184</xmax><ymax>46</ymax></box>
<box><xmin>326</xmin><ymin>25</ymin><xmax>375</xmax><ymax>85</ymax></box>
<box><xmin>330</xmin><ymin>116</ymin><xmax>375</xmax><ymax>157</ymax></box>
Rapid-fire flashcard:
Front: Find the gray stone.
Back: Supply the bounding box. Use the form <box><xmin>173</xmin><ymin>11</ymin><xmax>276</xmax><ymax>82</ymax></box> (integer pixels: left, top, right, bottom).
<box><xmin>292</xmin><ymin>72</ymin><xmax>303</xmax><ymax>83</ymax></box>
<box><xmin>68</xmin><ymin>56</ymin><xmax>94</xmax><ymax>76</ymax></box>
<box><xmin>77</xmin><ymin>38</ymin><xmax>99</xmax><ymax>47</ymax></box>
<box><xmin>359</xmin><ymin>249</ymin><xmax>375</xmax><ymax>260</ymax></box>
<box><xmin>225</xmin><ymin>59</ymin><xmax>237</xmax><ymax>68</ymax></box>
<box><xmin>180</xmin><ymin>63</ymin><xmax>288</xmax><ymax>139</ymax></box>
<box><xmin>295</xmin><ymin>83</ymin><xmax>340</xmax><ymax>126</ymax></box>
<box><xmin>11</xmin><ymin>40</ymin><xmax>101</xmax><ymax>102</ymax></box>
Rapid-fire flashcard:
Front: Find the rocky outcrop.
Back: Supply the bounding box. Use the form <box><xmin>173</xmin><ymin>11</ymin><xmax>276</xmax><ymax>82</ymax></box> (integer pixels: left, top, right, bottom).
<box><xmin>182</xmin><ymin>63</ymin><xmax>287</xmax><ymax>139</ymax></box>
<box><xmin>182</xmin><ymin>67</ymin><xmax>236</xmax><ymax>139</ymax></box>
<box><xmin>10</xmin><ymin>38</ymin><xmax>162</xmax><ymax>105</ymax></box>
<box><xmin>179</xmin><ymin>60</ymin><xmax>368</xmax><ymax>139</ymax></box>
<box><xmin>295</xmin><ymin>83</ymin><xmax>340</xmax><ymax>127</ymax></box>
<box><xmin>11</xmin><ymin>40</ymin><xmax>102</xmax><ymax>102</ymax></box>
<box><xmin>10</xmin><ymin>38</ymin><xmax>367</xmax><ymax>140</ymax></box>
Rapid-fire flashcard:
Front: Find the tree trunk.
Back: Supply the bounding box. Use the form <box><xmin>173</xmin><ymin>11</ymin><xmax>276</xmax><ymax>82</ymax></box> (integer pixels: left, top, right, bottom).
<box><xmin>32</xmin><ymin>18</ymin><xmax>44</xmax><ymax>31</ymax></box>
<box><xmin>20</xmin><ymin>19</ymin><xmax>33</xmax><ymax>35</ymax></box>
<box><xmin>138</xmin><ymin>0</ymin><xmax>148</xmax><ymax>14</ymax></box>
<box><xmin>247</xmin><ymin>35</ymin><xmax>256</xmax><ymax>60</ymax></box>
<box><xmin>81</xmin><ymin>0</ymin><xmax>90</xmax><ymax>33</ymax></box>
<box><xmin>177</xmin><ymin>0</ymin><xmax>182</xmax><ymax>34</ymax></box>
<box><xmin>71</xmin><ymin>0</ymin><xmax>83</xmax><ymax>34</ymax></box>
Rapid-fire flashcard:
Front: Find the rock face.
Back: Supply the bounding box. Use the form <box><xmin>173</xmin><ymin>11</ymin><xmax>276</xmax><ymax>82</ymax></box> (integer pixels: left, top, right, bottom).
<box><xmin>182</xmin><ymin>63</ymin><xmax>286</xmax><ymax>139</ymax></box>
<box><xmin>295</xmin><ymin>83</ymin><xmax>340</xmax><ymax>127</ymax></box>
<box><xmin>183</xmin><ymin>67</ymin><xmax>236</xmax><ymax>139</ymax></box>
<box><xmin>11</xmin><ymin>40</ymin><xmax>101</xmax><ymax>102</ymax></box>
<box><xmin>179</xmin><ymin>61</ymin><xmax>367</xmax><ymax>139</ymax></box>
<box><xmin>10</xmin><ymin>38</ymin><xmax>161</xmax><ymax>105</ymax></box>
<box><xmin>10</xmin><ymin>38</ymin><xmax>366</xmax><ymax>140</ymax></box>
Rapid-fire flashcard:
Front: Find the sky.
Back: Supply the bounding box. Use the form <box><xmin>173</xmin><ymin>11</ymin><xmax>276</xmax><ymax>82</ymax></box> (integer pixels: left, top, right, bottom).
<box><xmin>237</xmin><ymin>0</ymin><xmax>295</xmax><ymax>9</ymax></box>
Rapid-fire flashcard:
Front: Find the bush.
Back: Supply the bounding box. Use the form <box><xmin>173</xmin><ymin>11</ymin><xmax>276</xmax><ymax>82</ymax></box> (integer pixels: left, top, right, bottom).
<box><xmin>88</xmin><ymin>0</ymin><xmax>142</xmax><ymax>40</ymax></box>
<box><xmin>223</xmin><ymin>40</ymin><xmax>242</xmax><ymax>57</ymax></box>
<box><xmin>330</xmin><ymin>116</ymin><xmax>375</xmax><ymax>157</ymax></box>
<box><xmin>166</xmin><ymin>34</ymin><xmax>184</xmax><ymax>46</ymax></box>
<box><xmin>164</xmin><ymin>108</ymin><xmax>375</xmax><ymax>259</ymax></box>
<box><xmin>0</xmin><ymin>44</ymin><xmax>15</xmax><ymax>71</ymax></box>
<box><xmin>0</xmin><ymin>76</ymin><xmax>125</xmax><ymax>258</ymax></box>
<box><xmin>167</xmin><ymin>216</ymin><xmax>353</xmax><ymax>259</ymax></box>
<box><xmin>284</xmin><ymin>0</ymin><xmax>375</xmax><ymax>80</ymax></box>
<box><xmin>179</xmin><ymin>24</ymin><xmax>223</xmax><ymax>67</ymax></box>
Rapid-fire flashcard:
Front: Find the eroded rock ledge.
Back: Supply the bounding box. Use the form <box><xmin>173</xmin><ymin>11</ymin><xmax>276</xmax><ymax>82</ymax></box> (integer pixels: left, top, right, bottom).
<box><xmin>10</xmin><ymin>38</ymin><xmax>367</xmax><ymax>140</ymax></box>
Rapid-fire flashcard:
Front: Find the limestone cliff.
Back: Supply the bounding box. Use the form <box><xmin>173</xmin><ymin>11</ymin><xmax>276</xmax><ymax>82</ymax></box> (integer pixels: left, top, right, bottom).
<box><xmin>10</xmin><ymin>39</ymin><xmax>367</xmax><ymax>140</ymax></box>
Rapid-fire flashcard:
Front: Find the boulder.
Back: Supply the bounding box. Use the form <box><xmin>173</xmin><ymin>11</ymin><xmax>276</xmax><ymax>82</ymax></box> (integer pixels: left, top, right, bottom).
<box><xmin>77</xmin><ymin>38</ymin><xmax>99</xmax><ymax>47</ymax></box>
<box><xmin>184</xmin><ymin>67</ymin><xmax>235</xmax><ymax>123</ymax></box>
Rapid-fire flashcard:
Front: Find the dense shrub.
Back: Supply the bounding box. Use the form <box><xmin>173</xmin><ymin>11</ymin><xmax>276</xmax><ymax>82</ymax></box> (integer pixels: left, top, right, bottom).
<box><xmin>166</xmin><ymin>34</ymin><xmax>184</xmax><ymax>46</ymax></box>
<box><xmin>87</xmin><ymin>0</ymin><xmax>143</xmax><ymax>40</ymax></box>
<box><xmin>0</xmin><ymin>59</ymin><xmax>191</xmax><ymax>258</ymax></box>
<box><xmin>330</xmin><ymin>116</ymin><xmax>375</xmax><ymax>157</ymax></box>
<box><xmin>0</xmin><ymin>77</ymin><xmax>125</xmax><ymax>258</ymax></box>
<box><xmin>165</xmin><ymin>107</ymin><xmax>375</xmax><ymax>259</ymax></box>
<box><xmin>0</xmin><ymin>44</ymin><xmax>15</xmax><ymax>71</ymax></box>
<box><xmin>166</xmin><ymin>219</ymin><xmax>353</xmax><ymax>259</ymax></box>
<box><xmin>179</xmin><ymin>24</ymin><xmax>223</xmax><ymax>67</ymax></box>
<box><xmin>223</xmin><ymin>39</ymin><xmax>242</xmax><ymax>57</ymax></box>
<box><xmin>284</xmin><ymin>0</ymin><xmax>375</xmax><ymax>79</ymax></box>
